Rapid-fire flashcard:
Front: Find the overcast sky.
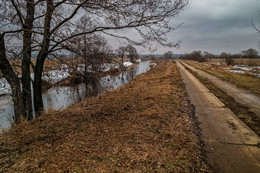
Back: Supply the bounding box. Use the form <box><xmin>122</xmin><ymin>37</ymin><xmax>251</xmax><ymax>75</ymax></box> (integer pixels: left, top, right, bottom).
<box><xmin>120</xmin><ymin>0</ymin><xmax>260</xmax><ymax>55</ymax></box>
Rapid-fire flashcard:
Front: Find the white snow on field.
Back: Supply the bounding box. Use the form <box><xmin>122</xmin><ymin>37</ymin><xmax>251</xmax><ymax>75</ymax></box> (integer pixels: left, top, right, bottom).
<box><xmin>42</xmin><ymin>69</ymin><xmax>71</xmax><ymax>84</ymax></box>
<box><xmin>0</xmin><ymin>68</ymin><xmax>72</xmax><ymax>93</ymax></box>
<box><xmin>234</xmin><ymin>65</ymin><xmax>245</xmax><ymax>67</ymax></box>
<box><xmin>101</xmin><ymin>63</ymin><xmax>119</xmax><ymax>72</ymax></box>
<box><xmin>123</xmin><ymin>62</ymin><xmax>133</xmax><ymax>67</ymax></box>
<box><xmin>150</xmin><ymin>63</ymin><xmax>157</xmax><ymax>67</ymax></box>
<box><xmin>135</xmin><ymin>59</ymin><xmax>142</xmax><ymax>63</ymax></box>
<box><xmin>250</xmin><ymin>73</ymin><xmax>260</xmax><ymax>78</ymax></box>
<box><xmin>229</xmin><ymin>70</ymin><xmax>245</xmax><ymax>74</ymax></box>
<box><xmin>233</xmin><ymin>65</ymin><xmax>253</xmax><ymax>71</ymax></box>
<box><xmin>0</xmin><ymin>78</ymin><xmax>11</xmax><ymax>96</ymax></box>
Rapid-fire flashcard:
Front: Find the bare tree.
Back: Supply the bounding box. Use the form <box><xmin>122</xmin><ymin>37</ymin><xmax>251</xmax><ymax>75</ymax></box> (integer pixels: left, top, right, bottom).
<box><xmin>241</xmin><ymin>48</ymin><xmax>259</xmax><ymax>58</ymax></box>
<box><xmin>0</xmin><ymin>0</ymin><xmax>188</xmax><ymax>122</ymax></box>
<box><xmin>220</xmin><ymin>52</ymin><xmax>233</xmax><ymax>65</ymax></box>
<box><xmin>191</xmin><ymin>51</ymin><xmax>206</xmax><ymax>62</ymax></box>
<box><xmin>163</xmin><ymin>51</ymin><xmax>173</xmax><ymax>58</ymax></box>
<box><xmin>64</xmin><ymin>16</ymin><xmax>113</xmax><ymax>81</ymax></box>
<box><xmin>181</xmin><ymin>51</ymin><xmax>207</xmax><ymax>62</ymax></box>
<box><xmin>203</xmin><ymin>51</ymin><xmax>215</xmax><ymax>59</ymax></box>
<box><xmin>126</xmin><ymin>44</ymin><xmax>138</xmax><ymax>63</ymax></box>
<box><xmin>117</xmin><ymin>46</ymin><xmax>127</xmax><ymax>65</ymax></box>
<box><xmin>0</xmin><ymin>34</ymin><xmax>24</xmax><ymax>123</ymax></box>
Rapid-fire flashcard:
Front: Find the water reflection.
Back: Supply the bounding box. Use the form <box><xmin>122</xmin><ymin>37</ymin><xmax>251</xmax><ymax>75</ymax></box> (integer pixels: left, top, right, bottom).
<box><xmin>43</xmin><ymin>84</ymin><xmax>87</xmax><ymax>111</ymax></box>
<box><xmin>0</xmin><ymin>61</ymin><xmax>151</xmax><ymax>132</ymax></box>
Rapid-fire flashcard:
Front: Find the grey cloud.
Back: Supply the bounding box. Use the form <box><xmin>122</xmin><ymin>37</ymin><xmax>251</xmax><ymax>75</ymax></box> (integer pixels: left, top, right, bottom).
<box><xmin>164</xmin><ymin>0</ymin><xmax>260</xmax><ymax>54</ymax></box>
<box><xmin>105</xmin><ymin>0</ymin><xmax>260</xmax><ymax>54</ymax></box>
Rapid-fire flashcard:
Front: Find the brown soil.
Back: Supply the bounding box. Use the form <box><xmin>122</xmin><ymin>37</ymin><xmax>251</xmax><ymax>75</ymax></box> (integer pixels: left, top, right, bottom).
<box><xmin>0</xmin><ymin>60</ymin><xmax>209</xmax><ymax>172</ymax></box>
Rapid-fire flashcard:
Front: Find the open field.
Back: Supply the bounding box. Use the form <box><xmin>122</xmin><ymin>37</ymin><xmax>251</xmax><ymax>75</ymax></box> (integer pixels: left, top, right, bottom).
<box><xmin>184</xmin><ymin>60</ymin><xmax>260</xmax><ymax>96</ymax></box>
<box><xmin>207</xmin><ymin>58</ymin><xmax>260</xmax><ymax>66</ymax></box>
<box><xmin>0</xmin><ymin>60</ymin><xmax>208</xmax><ymax>172</ymax></box>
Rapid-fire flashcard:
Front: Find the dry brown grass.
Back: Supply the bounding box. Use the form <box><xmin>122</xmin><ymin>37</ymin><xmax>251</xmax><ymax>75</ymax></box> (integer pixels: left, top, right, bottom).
<box><xmin>1</xmin><ymin>58</ymin><xmax>65</xmax><ymax>77</ymax></box>
<box><xmin>0</xmin><ymin>60</ymin><xmax>209</xmax><ymax>172</ymax></box>
<box><xmin>208</xmin><ymin>58</ymin><xmax>260</xmax><ymax>66</ymax></box>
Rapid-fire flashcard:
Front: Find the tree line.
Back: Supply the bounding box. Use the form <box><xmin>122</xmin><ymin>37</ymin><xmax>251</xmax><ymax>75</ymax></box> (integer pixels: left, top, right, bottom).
<box><xmin>180</xmin><ymin>48</ymin><xmax>259</xmax><ymax>64</ymax></box>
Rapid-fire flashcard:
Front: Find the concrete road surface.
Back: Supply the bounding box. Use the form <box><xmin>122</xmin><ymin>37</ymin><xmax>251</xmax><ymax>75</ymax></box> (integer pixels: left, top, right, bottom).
<box><xmin>181</xmin><ymin>61</ymin><xmax>260</xmax><ymax>117</ymax></box>
<box><xmin>176</xmin><ymin>61</ymin><xmax>260</xmax><ymax>173</ymax></box>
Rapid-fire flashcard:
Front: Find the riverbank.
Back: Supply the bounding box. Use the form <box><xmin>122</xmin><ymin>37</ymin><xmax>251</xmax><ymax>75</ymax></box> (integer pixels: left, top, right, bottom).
<box><xmin>0</xmin><ymin>60</ymin><xmax>209</xmax><ymax>172</ymax></box>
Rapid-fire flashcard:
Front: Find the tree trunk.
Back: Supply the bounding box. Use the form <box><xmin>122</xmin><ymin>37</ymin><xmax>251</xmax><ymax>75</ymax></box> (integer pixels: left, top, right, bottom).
<box><xmin>0</xmin><ymin>34</ymin><xmax>24</xmax><ymax>123</ymax></box>
<box><xmin>130</xmin><ymin>55</ymin><xmax>134</xmax><ymax>63</ymax></box>
<box><xmin>33</xmin><ymin>56</ymin><xmax>45</xmax><ymax>115</ymax></box>
<box><xmin>22</xmin><ymin>0</ymin><xmax>35</xmax><ymax>120</ymax></box>
<box><xmin>33</xmin><ymin>0</ymin><xmax>53</xmax><ymax>116</ymax></box>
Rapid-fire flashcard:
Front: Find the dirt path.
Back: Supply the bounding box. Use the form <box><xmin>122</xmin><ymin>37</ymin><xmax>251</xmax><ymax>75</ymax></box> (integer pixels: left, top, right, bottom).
<box><xmin>181</xmin><ymin>61</ymin><xmax>260</xmax><ymax>117</ymax></box>
<box><xmin>176</xmin><ymin>61</ymin><xmax>260</xmax><ymax>173</ymax></box>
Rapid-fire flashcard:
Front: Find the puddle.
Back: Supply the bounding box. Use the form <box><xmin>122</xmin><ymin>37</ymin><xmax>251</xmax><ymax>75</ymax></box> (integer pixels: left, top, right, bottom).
<box><xmin>0</xmin><ymin>61</ymin><xmax>152</xmax><ymax>132</ymax></box>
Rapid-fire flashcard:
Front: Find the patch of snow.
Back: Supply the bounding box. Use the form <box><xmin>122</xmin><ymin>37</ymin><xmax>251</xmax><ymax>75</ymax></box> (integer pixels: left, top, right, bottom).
<box><xmin>135</xmin><ymin>59</ymin><xmax>142</xmax><ymax>63</ymax></box>
<box><xmin>76</xmin><ymin>64</ymin><xmax>93</xmax><ymax>73</ymax></box>
<box><xmin>250</xmin><ymin>73</ymin><xmax>260</xmax><ymax>78</ymax></box>
<box><xmin>42</xmin><ymin>69</ymin><xmax>71</xmax><ymax>84</ymax></box>
<box><xmin>233</xmin><ymin>65</ymin><xmax>252</xmax><ymax>71</ymax></box>
<box><xmin>150</xmin><ymin>63</ymin><xmax>157</xmax><ymax>67</ymax></box>
<box><xmin>233</xmin><ymin>65</ymin><xmax>245</xmax><ymax>68</ymax></box>
<box><xmin>0</xmin><ymin>67</ymin><xmax>72</xmax><ymax>96</ymax></box>
<box><xmin>252</xmin><ymin>67</ymin><xmax>260</xmax><ymax>71</ymax></box>
<box><xmin>61</xmin><ymin>64</ymin><xmax>69</xmax><ymax>68</ymax></box>
<box><xmin>0</xmin><ymin>78</ymin><xmax>11</xmax><ymax>95</ymax></box>
<box><xmin>123</xmin><ymin>62</ymin><xmax>133</xmax><ymax>67</ymax></box>
<box><xmin>101</xmin><ymin>63</ymin><xmax>119</xmax><ymax>72</ymax></box>
<box><xmin>76</xmin><ymin>66</ymin><xmax>85</xmax><ymax>73</ymax></box>
<box><xmin>229</xmin><ymin>70</ymin><xmax>245</xmax><ymax>74</ymax></box>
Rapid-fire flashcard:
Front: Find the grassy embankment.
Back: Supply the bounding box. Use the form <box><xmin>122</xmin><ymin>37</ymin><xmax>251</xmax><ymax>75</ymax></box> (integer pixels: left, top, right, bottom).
<box><xmin>184</xmin><ymin>60</ymin><xmax>260</xmax><ymax>96</ymax></box>
<box><xmin>0</xmin><ymin>60</ymin><xmax>209</xmax><ymax>172</ymax></box>
<box><xmin>183</xmin><ymin>65</ymin><xmax>260</xmax><ymax>137</ymax></box>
